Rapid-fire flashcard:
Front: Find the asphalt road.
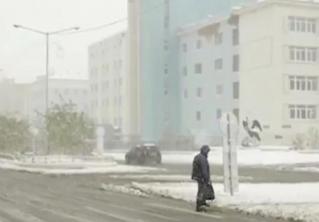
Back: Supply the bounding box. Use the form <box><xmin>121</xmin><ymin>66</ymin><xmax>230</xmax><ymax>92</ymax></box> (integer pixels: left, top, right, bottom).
<box><xmin>0</xmin><ymin>169</ymin><xmax>289</xmax><ymax>222</ymax></box>
<box><xmin>159</xmin><ymin>163</ymin><xmax>319</xmax><ymax>183</ymax></box>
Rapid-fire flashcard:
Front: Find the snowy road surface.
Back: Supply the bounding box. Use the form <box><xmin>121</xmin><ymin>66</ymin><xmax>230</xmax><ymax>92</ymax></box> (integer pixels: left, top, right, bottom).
<box><xmin>0</xmin><ymin>169</ymin><xmax>286</xmax><ymax>222</ymax></box>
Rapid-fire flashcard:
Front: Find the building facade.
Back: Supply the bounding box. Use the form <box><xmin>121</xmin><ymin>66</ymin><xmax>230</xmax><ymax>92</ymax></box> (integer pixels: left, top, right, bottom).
<box><xmin>88</xmin><ymin>32</ymin><xmax>134</xmax><ymax>141</ymax></box>
<box><xmin>176</xmin><ymin>0</ymin><xmax>319</xmax><ymax>146</ymax></box>
<box><xmin>235</xmin><ymin>0</ymin><xmax>319</xmax><ymax>144</ymax></box>
<box><xmin>0</xmin><ymin>78</ymin><xmax>31</xmax><ymax>119</ymax></box>
<box><xmin>128</xmin><ymin>0</ymin><xmax>251</xmax><ymax>143</ymax></box>
<box><xmin>178</xmin><ymin>16</ymin><xmax>240</xmax><ymax>145</ymax></box>
<box><xmin>30</xmin><ymin>76</ymin><xmax>89</xmax><ymax>124</ymax></box>
<box><xmin>0</xmin><ymin>77</ymin><xmax>89</xmax><ymax>126</ymax></box>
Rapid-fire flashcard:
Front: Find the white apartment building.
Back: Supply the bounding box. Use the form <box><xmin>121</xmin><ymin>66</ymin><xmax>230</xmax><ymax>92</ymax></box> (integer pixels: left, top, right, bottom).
<box><xmin>0</xmin><ymin>78</ymin><xmax>31</xmax><ymax>119</ymax></box>
<box><xmin>30</xmin><ymin>76</ymin><xmax>89</xmax><ymax>123</ymax></box>
<box><xmin>0</xmin><ymin>77</ymin><xmax>89</xmax><ymax>125</ymax></box>
<box><xmin>88</xmin><ymin>32</ymin><xmax>133</xmax><ymax>141</ymax></box>
<box><xmin>235</xmin><ymin>0</ymin><xmax>319</xmax><ymax>144</ymax></box>
<box><xmin>178</xmin><ymin>16</ymin><xmax>240</xmax><ymax>145</ymax></box>
<box><xmin>177</xmin><ymin>0</ymin><xmax>319</xmax><ymax>146</ymax></box>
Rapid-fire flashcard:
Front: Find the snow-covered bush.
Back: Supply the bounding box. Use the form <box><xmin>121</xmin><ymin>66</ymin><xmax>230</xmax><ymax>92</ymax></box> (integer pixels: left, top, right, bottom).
<box><xmin>292</xmin><ymin>128</ymin><xmax>319</xmax><ymax>150</ymax></box>
<box><xmin>292</xmin><ymin>134</ymin><xmax>307</xmax><ymax>150</ymax></box>
<box><xmin>307</xmin><ymin>128</ymin><xmax>319</xmax><ymax>150</ymax></box>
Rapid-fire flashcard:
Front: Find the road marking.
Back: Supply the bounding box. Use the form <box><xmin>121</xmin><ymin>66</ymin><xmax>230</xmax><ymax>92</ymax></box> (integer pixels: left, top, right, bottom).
<box><xmin>107</xmin><ymin>203</ymin><xmax>179</xmax><ymax>221</ymax></box>
<box><xmin>0</xmin><ymin>207</ymin><xmax>44</xmax><ymax>222</ymax></box>
<box><xmin>25</xmin><ymin>201</ymin><xmax>91</xmax><ymax>222</ymax></box>
<box><xmin>86</xmin><ymin>206</ymin><xmax>145</xmax><ymax>222</ymax></box>
<box><xmin>146</xmin><ymin>202</ymin><xmax>223</xmax><ymax>220</ymax></box>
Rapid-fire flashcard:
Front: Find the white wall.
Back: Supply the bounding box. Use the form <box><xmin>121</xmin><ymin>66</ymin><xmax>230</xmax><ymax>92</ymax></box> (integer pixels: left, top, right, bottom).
<box><xmin>239</xmin><ymin>1</ymin><xmax>319</xmax><ymax>145</ymax></box>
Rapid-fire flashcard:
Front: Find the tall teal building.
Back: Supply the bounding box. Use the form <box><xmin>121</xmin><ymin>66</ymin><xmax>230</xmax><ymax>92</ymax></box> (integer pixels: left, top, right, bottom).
<box><xmin>130</xmin><ymin>0</ymin><xmax>250</xmax><ymax>142</ymax></box>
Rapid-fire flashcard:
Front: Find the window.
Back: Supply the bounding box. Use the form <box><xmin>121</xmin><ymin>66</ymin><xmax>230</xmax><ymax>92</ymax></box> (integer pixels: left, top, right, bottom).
<box><xmin>195</xmin><ymin>63</ymin><xmax>202</xmax><ymax>74</ymax></box>
<box><xmin>232</xmin><ymin>29</ymin><xmax>239</xmax><ymax>45</ymax></box>
<box><xmin>289</xmin><ymin>46</ymin><xmax>317</xmax><ymax>63</ymax></box>
<box><xmin>196</xmin><ymin>39</ymin><xmax>202</xmax><ymax>49</ymax></box>
<box><xmin>215</xmin><ymin>32</ymin><xmax>223</xmax><ymax>45</ymax></box>
<box><xmin>164</xmin><ymin>40</ymin><xmax>169</xmax><ymax>50</ymax></box>
<box><xmin>216</xmin><ymin>109</ymin><xmax>222</xmax><ymax>119</ymax></box>
<box><xmin>233</xmin><ymin>82</ymin><xmax>239</xmax><ymax>99</ymax></box>
<box><xmin>182</xmin><ymin>43</ymin><xmax>187</xmax><ymax>52</ymax></box>
<box><xmin>214</xmin><ymin>58</ymin><xmax>223</xmax><ymax>70</ymax></box>
<box><xmin>196</xmin><ymin>111</ymin><xmax>201</xmax><ymax>121</ymax></box>
<box><xmin>196</xmin><ymin>88</ymin><xmax>202</xmax><ymax>98</ymax></box>
<box><xmin>288</xmin><ymin>16</ymin><xmax>317</xmax><ymax>33</ymax></box>
<box><xmin>183</xmin><ymin>89</ymin><xmax>188</xmax><ymax>98</ymax></box>
<box><xmin>183</xmin><ymin>66</ymin><xmax>188</xmax><ymax>76</ymax></box>
<box><xmin>289</xmin><ymin>76</ymin><xmax>318</xmax><ymax>91</ymax></box>
<box><xmin>233</xmin><ymin>55</ymin><xmax>239</xmax><ymax>72</ymax></box>
<box><xmin>216</xmin><ymin>84</ymin><xmax>223</xmax><ymax>95</ymax></box>
<box><xmin>289</xmin><ymin>105</ymin><xmax>317</xmax><ymax>120</ymax></box>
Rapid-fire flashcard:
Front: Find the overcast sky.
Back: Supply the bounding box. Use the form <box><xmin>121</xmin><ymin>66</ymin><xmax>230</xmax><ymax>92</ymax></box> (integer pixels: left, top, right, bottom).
<box><xmin>0</xmin><ymin>0</ymin><xmax>127</xmax><ymax>83</ymax></box>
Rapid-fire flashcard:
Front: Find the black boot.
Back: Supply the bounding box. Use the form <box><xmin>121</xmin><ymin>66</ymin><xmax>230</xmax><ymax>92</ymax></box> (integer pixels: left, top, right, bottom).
<box><xmin>196</xmin><ymin>201</ymin><xmax>207</xmax><ymax>212</ymax></box>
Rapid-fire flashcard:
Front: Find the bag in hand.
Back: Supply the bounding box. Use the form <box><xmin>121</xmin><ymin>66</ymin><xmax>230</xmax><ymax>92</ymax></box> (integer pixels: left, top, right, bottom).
<box><xmin>203</xmin><ymin>183</ymin><xmax>215</xmax><ymax>200</ymax></box>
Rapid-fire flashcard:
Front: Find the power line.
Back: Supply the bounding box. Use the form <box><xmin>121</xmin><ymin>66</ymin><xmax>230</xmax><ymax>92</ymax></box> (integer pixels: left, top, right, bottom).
<box><xmin>63</xmin><ymin>1</ymin><xmax>168</xmax><ymax>35</ymax></box>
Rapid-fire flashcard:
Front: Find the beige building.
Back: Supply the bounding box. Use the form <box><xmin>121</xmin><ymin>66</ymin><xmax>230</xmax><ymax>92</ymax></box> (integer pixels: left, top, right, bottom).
<box><xmin>30</xmin><ymin>76</ymin><xmax>89</xmax><ymax>123</ymax></box>
<box><xmin>0</xmin><ymin>78</ymin><xmax>31</xmax><ymax>119</ymax></box>
<box><xmin>89</xmin><ymin>32</ymin><xmax>137</xmax><ymax>141</ymax></box>
<box><xmin>235</xmin><ymin>0</ymin><xmax>319</xmax><ymax>144</ymax></box>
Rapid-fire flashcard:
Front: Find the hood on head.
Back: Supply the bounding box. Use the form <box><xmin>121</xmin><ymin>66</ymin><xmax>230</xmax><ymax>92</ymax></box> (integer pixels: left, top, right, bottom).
<box><xmin>200</xmin><ymin>145</ymin><xmax>210</xmax><ymax>156</ymax></box>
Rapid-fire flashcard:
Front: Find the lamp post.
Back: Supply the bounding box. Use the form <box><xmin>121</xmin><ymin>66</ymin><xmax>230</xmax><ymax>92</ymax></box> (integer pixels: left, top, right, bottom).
<box><xmin>13</xmin><ymin>24</ymin><xmax>79</xmax><ymax>154</ymax></box>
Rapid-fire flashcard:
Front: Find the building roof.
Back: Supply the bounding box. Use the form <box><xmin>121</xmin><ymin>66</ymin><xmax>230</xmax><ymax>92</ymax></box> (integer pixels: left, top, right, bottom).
<box><xmin>233</xmin><ymin>0</ymin><xmax>319</xmax><ymax>15</ymax></box>
<box><xmin>177</xmin><ymin>15</ymin><xmax>230</xmax><ymax>36</ymax></box>
<box><xmin>177</xmin><ymin>0</ymin><xmax>319</xmax><ymax>36</ymax></box>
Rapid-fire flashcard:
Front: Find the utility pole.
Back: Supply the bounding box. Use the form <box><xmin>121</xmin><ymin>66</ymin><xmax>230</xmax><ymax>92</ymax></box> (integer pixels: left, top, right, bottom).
<box><xmin>13</xmin><ymin>24</ymin><xmax>79</xmax><ymax>154</ymax></box>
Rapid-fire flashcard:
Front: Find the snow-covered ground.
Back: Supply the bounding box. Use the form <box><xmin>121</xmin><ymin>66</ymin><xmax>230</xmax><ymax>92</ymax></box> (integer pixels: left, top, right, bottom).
<box><xmin>292</xmin><ymin>166</ymin><xmax>319</xmax><ymax>173</ymax></box>
<box><xmin>107</xmin><ymin>147</ymin><xmax>319</xmax><ymax>166</ymax></box>
<box><xmin>132</xmin><ymin>182</ymin><xmax>319</xmax><ymax>222</ymax></box>
<box><xmin>0</xmin><ymin>156</ymin><xmax>164</xmax><ymax>175</ymax></box>
<box><xmin>109</xmin><ymin>174</ymin><xmax>253</xmax><ymax>182</ymax></box>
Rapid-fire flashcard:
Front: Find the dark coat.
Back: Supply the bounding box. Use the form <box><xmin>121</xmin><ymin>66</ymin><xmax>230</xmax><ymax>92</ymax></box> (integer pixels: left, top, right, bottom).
<box><xmin>192</xmin><ymin>146</ymin><xmax>210</xmax><ymax>183</ymax></box>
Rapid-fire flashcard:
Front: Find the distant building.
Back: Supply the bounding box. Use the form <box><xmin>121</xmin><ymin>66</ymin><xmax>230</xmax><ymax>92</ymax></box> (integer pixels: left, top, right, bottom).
<box><xmin>128</xmin><ymin>0</ymin><xmax>251</xmax><ymax>143</ymax></box>
<box><xmin>29</xmin><ymin>76</ymin><xmax>89</xmax><ymax>123</ymax></box>
<box><xmin>0</xmin><ymin>76</ymin><xmax>89</xmax><ymax>126</ymax></box>
<box><xmin>0</xmin><ymin>78</ymin><xmax>31</xmax><ymax>119</ymax></box>
<box><xmin>88</xmin><ymin>32</ymin><xmax>135</xmax><ymax>141</ymax></box>
<box><xmin>177</xmin><ymin>16</ymin><xmax>240</xmax><ymax>145</ymax></box>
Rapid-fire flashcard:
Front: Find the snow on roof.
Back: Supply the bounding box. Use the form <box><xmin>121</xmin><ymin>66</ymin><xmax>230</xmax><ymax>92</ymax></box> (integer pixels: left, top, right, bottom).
<box><xmin>177</xmin><ymin>15</ymin><xmax>230</xmax><ymax>36</ymax></box>
<box><xmin>233</xmin><ymin>0</ymin><xmax>319</xmax><ymax>15</ymax></box>
<box><xmin>178</xmin><ymin>0</ymin><xmax>319</xmax><ymax>36</ymax></box>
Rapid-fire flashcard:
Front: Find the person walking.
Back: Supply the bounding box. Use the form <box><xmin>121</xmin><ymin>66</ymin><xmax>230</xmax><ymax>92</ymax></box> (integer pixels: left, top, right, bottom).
<box><xmin>191</xmin><ymin>145</ymin><xmax>213</xmax><ymax>212</ymax></box>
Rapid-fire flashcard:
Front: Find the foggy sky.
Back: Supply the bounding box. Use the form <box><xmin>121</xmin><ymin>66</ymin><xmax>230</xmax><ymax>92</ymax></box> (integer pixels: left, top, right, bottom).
<box><xmin>0</xmin><ymin>0</ymin><xmax>127</xmax><ymax>83</ymax></box>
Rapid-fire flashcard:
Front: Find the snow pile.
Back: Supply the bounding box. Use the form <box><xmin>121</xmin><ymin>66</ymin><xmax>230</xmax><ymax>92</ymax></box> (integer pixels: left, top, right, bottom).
<box><xmin>0</xmin><ymin>157</ymin><xmax>164</xmax><ymax>175</ymax></box>
<box><xmin>292</xmin><ymin>166</ymin><xmax>319</xmax><ymax>173</ymax></box>
<box><xmin>132</xmin><ymin>182</ymin><xmax>319</xmax><ymax>222</ymax></box>
<box><xmin>106</xmin><ymin>148</ymin><xmax>319</xmax><ymax>166</ymax></box>
<box><xmin>109</xmin><ymin>174</ymin><xmax>253</xmax><ymax>182</ymax></box>
<box><xmin>100</xmin><ymin>183</ymin><xmax>149</xmax><ymax>198</ymax></box>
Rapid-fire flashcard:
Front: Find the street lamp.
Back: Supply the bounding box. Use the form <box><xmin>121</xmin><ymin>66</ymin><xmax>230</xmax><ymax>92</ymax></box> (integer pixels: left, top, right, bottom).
<box><xmin>13</xmin><ymin>24</ymin><xmax>79</xmax><ymax>154</ymax></box>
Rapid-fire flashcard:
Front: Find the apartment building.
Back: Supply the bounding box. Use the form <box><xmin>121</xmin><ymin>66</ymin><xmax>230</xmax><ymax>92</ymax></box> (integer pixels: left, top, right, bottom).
<box><xmin>0</xmin><ymin>78</ymin><xmax>31</xmax><ymax>119</ymax></box>
<box><xmin>128</xmin><ymin>0</ymin><xmax>250</xmax><ymax>143</ymax></box>
<box><xmin>178</xmin><ymin>16</ymin><xmax>240</xmax><ymax>145</ymax></box>
<box><xmin>30</xmin><ymin>76</ymin><xmax>89</xmax><ymax>123</ymax></box>
<box><xmin>235</xmin><ymin>0</ymin><xmax>319</xmax><ymax>144</ymax></box>
<box><xmin>177</xmin><ymin>0</ymin><xmax>319</xmax><ymax>145</ymax></box>
<box><xmin>88</xmin><ymin>32</ymin><xmax>133</xmax><ymax>141</ymax></box>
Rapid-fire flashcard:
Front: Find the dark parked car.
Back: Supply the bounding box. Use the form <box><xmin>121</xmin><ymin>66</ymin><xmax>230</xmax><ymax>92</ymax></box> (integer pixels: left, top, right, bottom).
<box><xmin>125</xmin><ymin>144</ymin><xmax>161</xmax><ymax>165</ymax></box>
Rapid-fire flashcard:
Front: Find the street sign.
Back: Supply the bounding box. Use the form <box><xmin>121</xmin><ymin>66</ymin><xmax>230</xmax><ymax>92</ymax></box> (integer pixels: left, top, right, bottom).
<box><xmin>219</xmin><ymin>112</ymin><xmax>239</xmax><ymax>196</ymax></box>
